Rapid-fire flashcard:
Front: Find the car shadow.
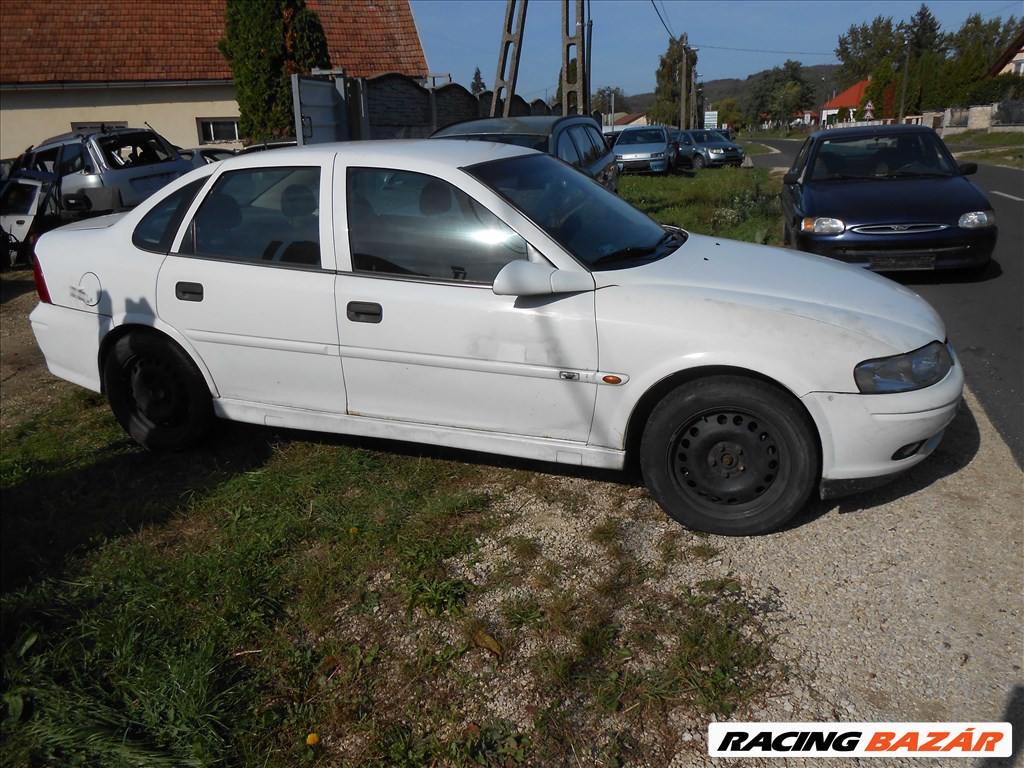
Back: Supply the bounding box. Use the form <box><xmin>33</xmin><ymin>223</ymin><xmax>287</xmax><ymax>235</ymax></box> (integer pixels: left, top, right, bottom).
<box><xmin>0</xmin><ymin>273</ymin><xmax>37</xmax><ymax>305</ymax></box>
<box><xmin>0</xmin><ymin>421</ymin><xmax>276</xmax><ymax>594</ymax></box>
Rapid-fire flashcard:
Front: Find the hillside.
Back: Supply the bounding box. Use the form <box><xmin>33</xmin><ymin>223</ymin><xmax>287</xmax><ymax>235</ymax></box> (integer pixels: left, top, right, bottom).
<box><xmin>627</xmin><ymin>62</ymin><xmax>842</xmax><ymax>116</ymax></box>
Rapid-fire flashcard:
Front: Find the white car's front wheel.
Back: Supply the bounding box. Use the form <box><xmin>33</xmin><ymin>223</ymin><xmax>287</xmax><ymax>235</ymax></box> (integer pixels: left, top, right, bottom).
<box><xmin>641</xmin><ymin>377</ymin><xmax>819</xmax><ymax>535</ymax></box>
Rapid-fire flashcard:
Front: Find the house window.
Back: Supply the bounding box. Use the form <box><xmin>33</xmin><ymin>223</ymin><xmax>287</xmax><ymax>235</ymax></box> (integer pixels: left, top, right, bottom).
<box><xmin>1013</xmin><ymin>60</ymin><xmax>1024</xmax><ymax>76</ymax></box>
<box><xmin>198</xmin><ymin>119</ymin><xmax>241</xmax><ymax>144</ymax></box>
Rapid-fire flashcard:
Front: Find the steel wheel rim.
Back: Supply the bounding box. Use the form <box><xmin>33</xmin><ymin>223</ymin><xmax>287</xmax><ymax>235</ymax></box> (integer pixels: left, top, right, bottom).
<box><xmin>669</xmin><ymin>408</ymin><xmax>787</xmax><ymax>510</ymax></box>
<box><xmin>127</xmin><ymin>354</ymin><xmax>188</xmax><ymax>427</ymax></box>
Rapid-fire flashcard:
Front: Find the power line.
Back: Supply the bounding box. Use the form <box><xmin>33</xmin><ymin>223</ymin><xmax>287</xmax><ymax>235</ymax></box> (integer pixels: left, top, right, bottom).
<box><xmin>649</xmin><ymin>0</ymin><xmax>674</xmax><ymax>40</ymax></box>
<box><xmin>691</xmin><ymin>42</ymin><xmax>837</xmax><ymax>57</ymax></box>
<box><xmin>657</xmin><ymin>0</ymin><xmax>676</xmax><ymax>39</ymax></box>
<box><xmin>980</xmin><ymin>1</ymin><xmax>1021</xmax><ymax>18</ymax></box>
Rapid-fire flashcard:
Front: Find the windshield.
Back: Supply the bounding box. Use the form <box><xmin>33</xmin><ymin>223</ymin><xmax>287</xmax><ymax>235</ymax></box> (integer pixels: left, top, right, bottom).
<box><xmin>615</xmin><ymin>129</ymin><xmax>666</xmax><ymax>146</ymax></box>
<box><xmin>467</xmin><ymin>154</ymin><xmax>684</xmax><ymax>270</ymax></box>
<box><xmin>690</xmin><ymin>131</ymin><xmax>724</xmax><ymax>144</ymax></box>
<box><xmin>809</xmin><ymin>132</ymin><xmax>959</xmax><ymax>180</ymax></box>
<box><xmin>95</xmin><ymin>131</ymin><xmax>177</xmax><ymax>170</ymax></box>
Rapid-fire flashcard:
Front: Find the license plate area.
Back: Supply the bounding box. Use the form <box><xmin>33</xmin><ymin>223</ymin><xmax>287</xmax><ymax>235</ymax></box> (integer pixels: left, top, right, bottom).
<box><xmin>869</xmin><ymin>255</ymin><xmax>936</xmax><ymax>270</ymax></box>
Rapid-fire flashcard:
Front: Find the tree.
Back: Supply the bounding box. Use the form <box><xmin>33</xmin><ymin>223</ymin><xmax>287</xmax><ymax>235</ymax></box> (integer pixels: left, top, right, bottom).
<box><xmin>713</xmin><ymin>97</ymin><xmax>744</xmax><ymax>129</ymax></box>
<box><xmin>835</xmin><ymin>15</ymin><xmax>901</xmax><ymax>89</ymax></box>
<box><xmin>470</xmin><ymin>67</ymin><xmax>486</xmax><ymax>95</ymax></box>
<box><xmin>942</xmin><ymin>13</ymin><xmax>1022</xmax><ymax>105</ymax></box>
<box><xmin>219</xmin><ymin>0</ymin><xmax>330</xmax><ymax>144</ymax></box>
<box><xmin>907</xmin><ymin>4</ymin><xmax>944</xmax><ymax>58</ymax></box>
<box><xmin>592</xmin><ymin>86</ymin><xmax>627</xmax><ymax>115</ymax></box>
<box><xmin>649</xmin><ymin>37</ymin><xmax>697</xmax><ymax>127</ymax></box>
<box><xmin>747</xmin><ymin>60</ymin><xmax>815</xmax><ymax>125</ymax></box>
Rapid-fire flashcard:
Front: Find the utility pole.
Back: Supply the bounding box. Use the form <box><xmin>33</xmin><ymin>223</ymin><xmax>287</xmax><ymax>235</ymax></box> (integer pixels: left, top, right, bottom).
<box><xmin>491</xmin><ymin>0</ymin><xmax>528</xmax><ymax>117</ymax></box>
<box><xmin>679</xmin><ymin>33</ymin><xmax>688</xmax><ymax>129</ymax></box>
<box><xmin>898</xmin><ymin>27</ymin><xmax>911</xmax><ymax>124</ymax></box>
<box><xmin>561</xmin><ymin>0</ymin><xmax>587</xmax><ymax>115</ymax></box>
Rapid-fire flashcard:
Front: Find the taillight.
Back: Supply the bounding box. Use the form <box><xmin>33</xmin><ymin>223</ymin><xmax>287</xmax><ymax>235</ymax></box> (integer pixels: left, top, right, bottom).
<box><xmin>32</xmin><ymin>257</ymin><xmax>51</xmax><ymax>303</ymax></box>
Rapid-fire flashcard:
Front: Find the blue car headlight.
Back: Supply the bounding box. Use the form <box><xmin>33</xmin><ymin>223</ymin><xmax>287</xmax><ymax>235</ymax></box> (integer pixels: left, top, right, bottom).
<box><xmin>958</xmin><ymin>210</ymin><xmax>995</xmax><ymax>229</ymax></box>
<box><xmin>854</xmin><ymin>341</ymin><xmax>953</xmax><ymax>394</ymax></box>
<box><xmin>801</xmin><ymin>217</ymin><xmax>845</xmax><ymax>235</ymax></box>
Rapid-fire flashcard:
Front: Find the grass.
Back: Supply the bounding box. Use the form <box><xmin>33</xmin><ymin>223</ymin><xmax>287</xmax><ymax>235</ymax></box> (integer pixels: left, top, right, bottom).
<box><xmin>943</xmin><ymin>129</ymin><xmax>1024</xmax><ymax>147</ymax></box>
<box><xmin>620</xmin><ymin>166</ymin><xmax>784</xmax><ymax>246</ymax></box>
<box><xmin>1</xmin><ymin>167</ymin><xmax>788</xmax><ymax>766</ymax></box>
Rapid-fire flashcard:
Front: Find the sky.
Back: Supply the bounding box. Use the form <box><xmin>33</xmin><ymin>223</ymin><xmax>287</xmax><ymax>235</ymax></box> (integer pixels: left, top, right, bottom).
<box><xmin>408</xmin><ymin>0</ymin><xmax>1022</xmax><ymax>99</ymax></box>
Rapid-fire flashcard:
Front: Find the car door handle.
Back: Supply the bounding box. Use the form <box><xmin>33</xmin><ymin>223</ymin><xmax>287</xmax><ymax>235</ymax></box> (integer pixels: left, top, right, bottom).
<box><xmin>347</xmin><ymin>301</ymin><xmax>382</xmax><ymax>323</ymax></box>
<box><xmin>175</xmin><ymin>281</ymin><xmax>204</xmax><ymax>302</ymax></box>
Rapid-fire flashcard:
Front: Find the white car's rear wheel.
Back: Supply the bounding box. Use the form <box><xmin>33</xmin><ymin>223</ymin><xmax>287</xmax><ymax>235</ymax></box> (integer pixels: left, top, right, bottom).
<box><xmin>104</xmin><ymin>332</ymin><xmax>213</xmax><ymax>451</ymax></box>
<box><xmin>641</xmin><ymin>377</ymin><xmax>818</xmax><ymax>535</ymax></box>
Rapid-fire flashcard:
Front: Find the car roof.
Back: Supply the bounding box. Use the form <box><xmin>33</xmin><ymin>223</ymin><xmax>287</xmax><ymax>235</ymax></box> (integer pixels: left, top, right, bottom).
<box><xmin>809</xmin><ymin>124</ymin><xmax>935</xmax><ymax>142</ymax></box>
<box><xmin>34</xmin><ymin>127</ymin><xmax>156</xmax><ymax>148</ymax></box>
<box><xmin>216</xmin><ymin>138</ymin><xmax>539</xmax><ymax>171</ymax></box>
<box><xmin>432</xmin><ymin>115</ymin><xmax>599</xmax><ymax>137</ymax></box>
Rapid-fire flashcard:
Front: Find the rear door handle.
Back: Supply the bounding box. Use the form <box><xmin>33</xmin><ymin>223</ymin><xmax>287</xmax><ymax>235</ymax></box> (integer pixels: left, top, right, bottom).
<box><xmin>175</xmin><ymin>281</ymin><xmax>204</xmax><ymax>302</ymax></box>
<box><xmin>347</xmin><ymin>301</ymin><xmax>382</xmax><ymax>323</ymax></box>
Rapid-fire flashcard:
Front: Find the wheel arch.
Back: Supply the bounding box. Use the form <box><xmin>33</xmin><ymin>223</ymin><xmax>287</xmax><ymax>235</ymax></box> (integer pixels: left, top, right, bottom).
<box><xmin>97</xmin><ymin>323</ymin><xmax>219</xmax><ymax>398</ymax></box>
<box><xmin>622</xmin><ymin>365</ymin><xmax>823</xmax><ymax>478</ymax></box>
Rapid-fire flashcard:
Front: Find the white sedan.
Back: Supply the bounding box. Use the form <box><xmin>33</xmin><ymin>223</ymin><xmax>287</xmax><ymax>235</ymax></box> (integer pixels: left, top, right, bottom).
<box><xmin>29</xmin><ymin>140</ymin><xmax>963</xmax><ymax>535</ymax></box>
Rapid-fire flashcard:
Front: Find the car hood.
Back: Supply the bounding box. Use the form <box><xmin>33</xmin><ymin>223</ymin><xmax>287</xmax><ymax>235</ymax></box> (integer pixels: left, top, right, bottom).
<box><xmin>801</xmin><ymin>175</ymin><xmax>990</xmax><ymax>223</ymax></box>
<box><xmin>595</xmin><ymin>233</ymin><xmax>945</xmax><ymax>352</ymax></box>
<box><xmin>614</xmin><ymin>142</ymin><xmax>667</xmax><ymax>155</ymax></box>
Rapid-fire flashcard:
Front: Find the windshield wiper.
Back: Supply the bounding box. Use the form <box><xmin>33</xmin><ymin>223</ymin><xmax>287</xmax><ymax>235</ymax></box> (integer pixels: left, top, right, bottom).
<box><xmin>590</xmin><ymin>232</ymin><xmax>680</xmax><ymax>268</ymax></box>
<box><xmin>884</xmin><ymin>170</ymin><xmax>953</xmax><ymax>178</ymax></box>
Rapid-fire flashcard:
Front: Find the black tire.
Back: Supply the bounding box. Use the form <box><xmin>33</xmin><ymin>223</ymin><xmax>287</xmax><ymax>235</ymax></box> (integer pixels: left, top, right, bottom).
<box><xmin>640</xmin><ymin>376</ymin><xmax>818</xmax><ymax>535</ymax></box>
<box><xmin>693</xmin><ymin>154</ymin><xmax>706</xmax><ymax>169</ymax></box>
<box><xmin>103</xmin><ymin>332</ymin><xmax>213</xmax><ymax>451</ymax></box>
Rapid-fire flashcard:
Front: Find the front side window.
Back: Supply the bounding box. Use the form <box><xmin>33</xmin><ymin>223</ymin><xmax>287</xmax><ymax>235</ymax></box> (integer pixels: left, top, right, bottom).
<box><xmin>347</xmin><ymin>168</ymin><xmax>528</xmax><ymax>284</ymax></box>
<box><xmin>184</xmin><ymin>166</ymin><xmax>321</xmax><ymax>267</ymax></box>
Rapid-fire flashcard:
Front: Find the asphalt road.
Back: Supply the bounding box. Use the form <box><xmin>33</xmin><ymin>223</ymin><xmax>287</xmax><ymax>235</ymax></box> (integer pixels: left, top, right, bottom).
<box><xmin>753</xmin><ymin>138</ymin><xmax>1023</xmax><ymax>467</ymax></box>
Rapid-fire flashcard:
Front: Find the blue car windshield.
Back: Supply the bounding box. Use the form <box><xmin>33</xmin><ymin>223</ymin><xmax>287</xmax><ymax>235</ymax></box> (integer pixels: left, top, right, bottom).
<box><xmin>468</xmin><ymin>154</ymin><xmax>684</xmax><ymax>271</ymax></box>
<box><xmin>810</xmin><ymin>132</ymin><xmax>959</xmax><ymax>180</ymax></box>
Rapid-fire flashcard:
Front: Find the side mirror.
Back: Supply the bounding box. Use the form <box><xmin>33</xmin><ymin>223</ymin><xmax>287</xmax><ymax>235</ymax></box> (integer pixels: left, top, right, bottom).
<box><xmin>958</xmin><ymin>162</ymin><xmax>978</xmax><ymax>176</ymax></box>
<box><xmin>493</xmin><ymin>259</ymin><xmax>595</xmax><ymax>297</ymax></box>
<box><xmin>782</xmin><ymin>170</ymin><xmax>800</xmax><ymax>185</ymax></box>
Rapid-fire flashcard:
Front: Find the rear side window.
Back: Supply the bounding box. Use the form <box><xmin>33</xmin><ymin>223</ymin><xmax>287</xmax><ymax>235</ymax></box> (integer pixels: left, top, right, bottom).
<box><xmin>132</xmin><ymin>179</ymin><xmax>206</xmax><ymax>253</ymax></box>
<box><xmin>556</xmin><ymin>131</ymin><xmax>582</xmax><ymax>167</ymax></box>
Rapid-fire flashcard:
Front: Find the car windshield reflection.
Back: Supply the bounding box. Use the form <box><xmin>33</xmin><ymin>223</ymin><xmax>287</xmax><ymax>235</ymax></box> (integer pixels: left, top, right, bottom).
<box><xmin>810</xmin><ymin>132</ymin><xmax>959</xmax><ymax>181</ymax></box>
<box><xmin>468</xmin><ymin>154</ymin><xmax>685</xmax><ymax>270</ymax></box>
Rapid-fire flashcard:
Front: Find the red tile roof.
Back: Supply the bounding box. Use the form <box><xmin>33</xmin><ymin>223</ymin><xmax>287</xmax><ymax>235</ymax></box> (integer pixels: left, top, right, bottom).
<box><xmin>823</xmin><ymin>79</ymin><xmax>871</xmax><ymax>110</ymax></box>
<box><xmin>0</xmin><ymin>0</ymin><xmax>427</xmax><ymax>85</ymax></box>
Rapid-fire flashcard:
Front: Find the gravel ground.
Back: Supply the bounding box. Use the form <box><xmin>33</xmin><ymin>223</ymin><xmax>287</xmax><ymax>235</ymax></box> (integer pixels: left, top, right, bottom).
<box><xmin>2</xmin><ymin>267</ymin><xmax>1021</xmax><ymax>766</ymax></box>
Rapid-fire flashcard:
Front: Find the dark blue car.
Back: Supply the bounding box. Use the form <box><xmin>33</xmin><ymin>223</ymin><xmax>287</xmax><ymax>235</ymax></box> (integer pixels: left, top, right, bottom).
<box><xmin>781</xmin><ymin>125</ymin><xmax>996</xmax><ymax>272</ymax></box>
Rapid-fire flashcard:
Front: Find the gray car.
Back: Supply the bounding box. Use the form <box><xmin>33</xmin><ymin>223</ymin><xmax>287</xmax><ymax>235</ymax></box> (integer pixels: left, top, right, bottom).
<box><xmin>679</xmin><ymin>129</ymin><xmax>745</xmax><ymax>169</ymax></box>
<box><xmin>431</xmin><ymin>116</ymin><xmax>619</xmax><ymax>193</ymax></box>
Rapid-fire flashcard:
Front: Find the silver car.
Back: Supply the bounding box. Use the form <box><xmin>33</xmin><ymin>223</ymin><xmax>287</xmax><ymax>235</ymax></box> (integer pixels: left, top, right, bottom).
<box><xmin>1</xmin><ymin>127</ymin><xmax>192</xmax><ymax>263</ymax></box>
<box><xmin>613</xmin><ymin>126</ymin><xmax>674</xmax><ymax>174</ymax></box>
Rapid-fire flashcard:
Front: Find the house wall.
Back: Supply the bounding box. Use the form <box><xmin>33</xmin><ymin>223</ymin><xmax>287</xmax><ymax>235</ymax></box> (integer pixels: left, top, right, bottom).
<box><xmin>0</xmin><ymin>83</ymin><xmax>239</xmax><ymax>157</ymax></box>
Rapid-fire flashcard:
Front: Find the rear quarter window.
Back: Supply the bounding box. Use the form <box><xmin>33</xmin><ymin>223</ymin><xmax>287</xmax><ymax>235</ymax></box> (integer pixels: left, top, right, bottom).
<box><xmin>132</xmin><ymin>178</ymin><xmax>206</xmax><ymax>253</ymax></box>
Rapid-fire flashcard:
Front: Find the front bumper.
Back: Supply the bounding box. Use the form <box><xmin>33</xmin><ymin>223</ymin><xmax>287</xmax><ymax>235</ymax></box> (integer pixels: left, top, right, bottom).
<box><xmin>703</xmin><ymin>150</ymin><xmax>744</xmax><ymax>167</ymax></box>
<box><xmin>794</xmin><ymin>226</ymin><xmax>997</xmax><ymax>270</ymax></box>
<box><xmin>616</xmin><ymin>157</ymin><xmax>668</xmax><ymax>174</ymax></box>
<box><xmin>801</xmin><ymin>351</ymin><xmax>964</xmax><ymax>496</ymax></box>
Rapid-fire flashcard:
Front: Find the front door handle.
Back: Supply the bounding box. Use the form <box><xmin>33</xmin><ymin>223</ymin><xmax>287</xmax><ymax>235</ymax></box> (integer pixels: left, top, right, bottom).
<box><xmin>347</xmin><ymin>301</ymin><xmax>382</xmax><ymax>323</ymax></box>
<box><xmin>175</xmin><ymin>281</ymin><xmax>203</xmax><ymax>302</ymax></box>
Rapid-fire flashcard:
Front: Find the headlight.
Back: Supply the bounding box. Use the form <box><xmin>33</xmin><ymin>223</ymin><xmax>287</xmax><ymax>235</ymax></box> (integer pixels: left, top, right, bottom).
<box><xmin>709</xmin><ymin>148</ymin><xmax>724</xmax><ymax>154</ymax></box>
<box><xmin>958</xmin><ymin>210</ymin><xmax>995</xmax><ymax>229</ymax></box>
<box><xmin>801</xmin><ymin>217</ymin><xmax>845</xmax><ymax>235</ymax></box>
<box><xmin>854</xmin><ymin>341</ymin><xmax>953</xmax><ymax>394</ymax></box>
